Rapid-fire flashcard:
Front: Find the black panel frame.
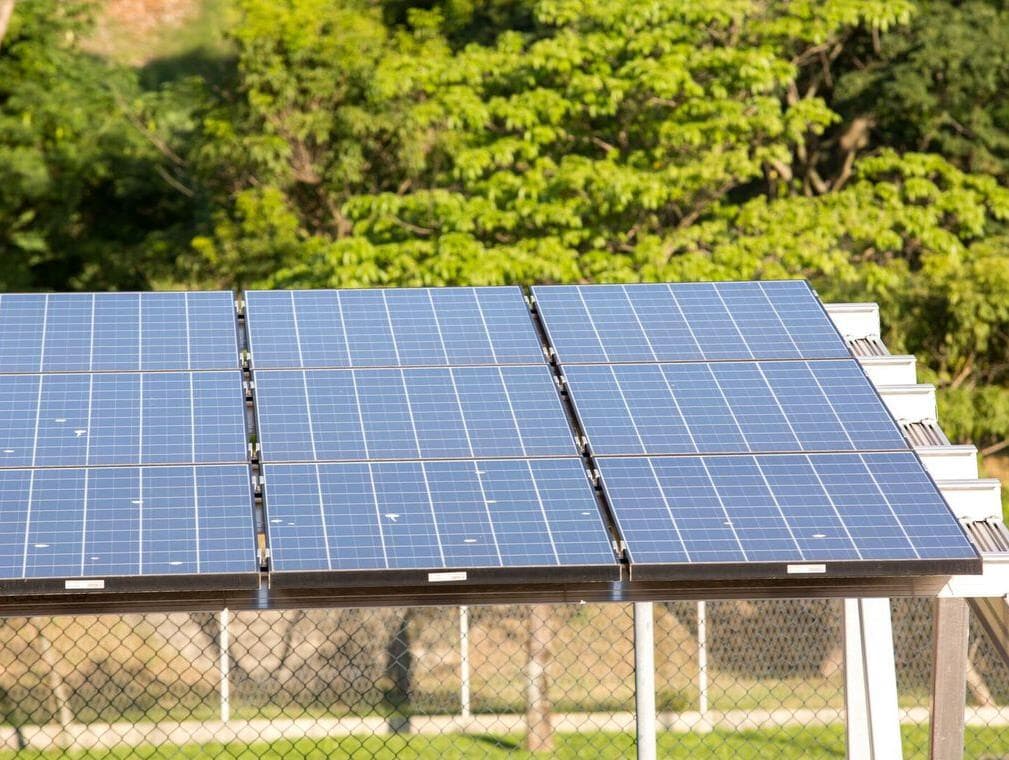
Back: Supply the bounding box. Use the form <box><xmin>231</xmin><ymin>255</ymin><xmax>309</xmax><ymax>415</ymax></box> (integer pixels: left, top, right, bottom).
<box><xmin>268</xmin><ymin>561</ymin><xmax>621</xmax><ymax>590</ymax></box>
<box><xmin>0</xmin><ymin>571</ymin><xmax>967</xmax><ymax>618</ymax></box>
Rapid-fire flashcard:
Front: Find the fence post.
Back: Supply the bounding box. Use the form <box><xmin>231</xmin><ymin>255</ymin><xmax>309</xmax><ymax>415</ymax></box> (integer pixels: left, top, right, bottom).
<box><xmin>929</xmin><ymin>597</ymin><xmax>969</xmax><ymax>760</ymax></box>
<box><xmin>634</xmin><ymin>602</ymin><xmax>657</xmax><ymax>760</ymax></box>
<box><xmin>460</xmin><ymin>605</ymin><xmax>471</xmax><ymax>720</ymax></box>
<box><xmin>220</xmin><ymin>608</ymin><xmax>230</xmax><ymax>723</ymax></box>
<box><xmin>697</xmin><ymin>601</ymin><xmax>709</xmax><ymax>721</ymax></box>
<box><xmin>35</xmin><ymin>622</ymin><xmax>73</xmax><ymax>749</ymax></box>
<box><xmin>526</xmin><ymin>604</ymin><xmax>554</xmax><ymax>752</ymax></box>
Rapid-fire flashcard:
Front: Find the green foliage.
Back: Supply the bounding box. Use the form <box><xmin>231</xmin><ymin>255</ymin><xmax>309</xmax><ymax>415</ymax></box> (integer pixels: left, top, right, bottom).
<box><xmin>222</xmin><ymin>0</ymin><xmax>908</xmax><ymax>289</ymax></box>
<box><xmin>0</xmin><ymin>1</ymin><xmax>192</xmax><ymax>291</ymax></box>
<box><xmin>834</xmin><ymin>0</ymin><xmax>1009</xmax><ymax>179</ymax></box>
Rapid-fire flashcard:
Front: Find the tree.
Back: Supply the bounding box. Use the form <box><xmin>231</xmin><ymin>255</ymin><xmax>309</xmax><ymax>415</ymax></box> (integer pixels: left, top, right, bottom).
<box><xmin>193</xmin><ymin>0</ymin><xmax>915</xmax><ymax>289</ymax></box>
<box><xmin>0</xmin><ymin>1</ymin><xmax>188</xmax><ymax>291</ymax></box>
<box><xmin>832</xmin><ymin>0</ymin><xmax>1009</xmax><ymax>180</ymax></box>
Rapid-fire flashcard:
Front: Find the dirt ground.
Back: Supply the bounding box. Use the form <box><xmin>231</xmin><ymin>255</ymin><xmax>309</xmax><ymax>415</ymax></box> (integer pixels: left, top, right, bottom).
<box><xmin>83</xmin><ymin>0</ymin><xmax>207</xmax><ymax>65</ymax></box>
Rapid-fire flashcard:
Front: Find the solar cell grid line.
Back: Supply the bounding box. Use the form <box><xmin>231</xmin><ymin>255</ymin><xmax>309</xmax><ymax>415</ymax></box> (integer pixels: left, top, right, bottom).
<box><xmin>261</xmin><ymin>457</ymin><xmax>619</xmax><ymax>586</ymax></box>
<box><xmin>43</xmin><ymin>294</ymin><xmax>93</xmax><ymax>372</ymax></box>
<box><xmin>675</xmin><ymin>283</ymin><xmax>756</xmax><ymax>361</ymax></box>
<box><xmin>595</xmin><ymin>453</ymin><xmax>980</xmax><ymax>579</ymax></box>
<box><xmin>0</xmin><ymin>464</ymin><xmax>259</xmax><ymax>592</ymax></box>
<box><xmin>244</xmin><ymin>287</ymin><xmax>547</xmax><ymax>369</ymax></box>
<box><xmin>760</xmin><ymin>280</ymin><xmax>856</xmax><ymax>358</ymax></box>
<box><xmin>561</xmin><ymin>360</ymin><xmax>908</xmax><ymax>456</ymax></box>
<box><xmin>531</xmin><ymin>280</ymin><xmax>852</xmax><ymax>364</ymax></box>
<box><xmin>0</xmin><ymin>294</ymin><xmax>47</xmax><ymax>372</ymax></box>
<box><xmin>426</xmin><ymin>292</ymin><xmax>478</xmax><ymax>457</ymax></box>
<box><xmin>253</xmin><ymin>366</ymin><xmax>578</xmax><ymax>462</ymax></box>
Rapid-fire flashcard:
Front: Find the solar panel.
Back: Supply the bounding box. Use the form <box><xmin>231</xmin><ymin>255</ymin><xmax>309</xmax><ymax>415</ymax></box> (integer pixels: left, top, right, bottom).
<box><xmin>0</xmin><ymin>372</ymin><xmax>248</xmax><ymax>468</ymax></box>
<box><xmin>262</xmin><ymin>458</ymin><xmax>617</xmax><ymax>584</ymax></box>
<box><xmin>0</xmin><ymin>465</ymin><xmax>258</xmax><ymax>590</ymax></box>
<box><xmin>533</xmin><ymin>281</ymin><xmax>850</xmax><ymax>364</ymax></box>
<box><xmin>597</xmin><ymin>453</ymin><xmax>979</xmax><ymax>577</ymax></box>
<box><xmin>245</xmin><ymin>287</ymin><xmax>545</xmax><ymax>369</ymax></box>
<box><xmin>563</xmin><ymin>359</ymin><xmax>907</xmax><ymax>455</ymax></box>
<box><xmin>254</xmin><ymin>366</ymin><xmax>577</xmax><ymax>462</ymax></box>
<box><xmin>0</xmin><ymin>292</ymin><xmax>239</xmax><ymax>373</ymax></box>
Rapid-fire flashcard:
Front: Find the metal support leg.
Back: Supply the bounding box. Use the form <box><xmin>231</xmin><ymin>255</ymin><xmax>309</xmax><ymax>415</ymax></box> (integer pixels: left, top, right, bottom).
<box><xmin>459</xmin><ymin>605</ymin><xmax>471</xmax><ymax>720</ymax></box>
<box><xmin>634</xmin><ymin>602</ymin><xmax>656</xmax><ymax>760</ymax></box>
<box><xmin>930</xmin><ymin>598</ymin><xmax>969</xmax><ymax>760</ymax></box>
<box><xmin>697</xmin><ymin>601</ymin><xmax>709</xmax><ymax>724</ymax></box>
<box><xmin>844</xmin><ymin>598</ymin><xmax>902</xmax><ymax>760</ymax></box>
<box><xmin>220</xmin><ymin>608</ymin><xmax>231</xmax><ymax>723</ymax></box>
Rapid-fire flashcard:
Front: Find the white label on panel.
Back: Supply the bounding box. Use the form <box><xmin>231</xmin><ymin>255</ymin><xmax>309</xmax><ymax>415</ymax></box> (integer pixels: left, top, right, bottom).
<box><xmin>65</xmin><ymin>579</ymin><xmax>105</xmax><ymax>590</ymax></box>
<box><xmin>428</xmin><ymin>571</ymin><xmax>467</xmax><ymax>583</ymax></box>
<box><xmin>786</xmin><ymin>564</ymin><xmax>827</xmax><ymax>575</ymax></box>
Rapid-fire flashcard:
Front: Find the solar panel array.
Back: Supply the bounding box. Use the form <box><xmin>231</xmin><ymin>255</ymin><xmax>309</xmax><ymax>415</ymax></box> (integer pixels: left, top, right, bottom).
<box><xmin>246</xmin><ymin>288</ymin><xmax>619</xmax><ymax>585</ymax></box>
<box><xmin>0</xmin><ymin>292</ymin><xmax>257</xmax><ymax>592</ymax></box>
<box><xmin>532</xmin><ymin>282</ymin><xmax>979</xmax><ymax>577</ymax></box>
<box><xmin>0</xmin><ymin>281</ymin><xmax>980</xmax><ymax>597</ymax></box>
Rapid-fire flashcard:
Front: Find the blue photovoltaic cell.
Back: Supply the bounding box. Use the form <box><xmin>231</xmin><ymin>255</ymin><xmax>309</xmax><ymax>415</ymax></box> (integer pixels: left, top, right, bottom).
<box><xmin>0</xmin><ymin>292</ymin><xmax>238</xmax><ymax>374</ymax></box>
<box><xmin>3</xmin><ymin>465</ymin><xmax>257</xmax><ymax>580</ymax></box>
<box><xmin>245</xmin><ymin>287</ymin><xmax>545</xmax><ymax>369</ymax></box>
<box><xmin>255</xmin><ymin>366</ymin><xmax>576</xmax><ymax>462</ymax></box>
<box><xmin>0</xmin><ymin>372</ymin><xmax>247</xmax><ymax>468</ymax></box>
<box><xmin>0</xmin><ymin>470</ymin><xmax>30</xmax><ymax>579</ymax></box>
<box><xmin>563</xmin><ymin>360</ymin><xmax>906</xmax><ymax>455</ymax></box>
<box><xmin>0</xmin><ymin>295</ymin><xmax>45</xmax><ymax>373</ymax></box>
<box><xmin>597</xmin><ymin>453</ymin><xmax>978</xmax><ymax>566</ymax></box>
<box><xmin>533</xmin><ymin>281</ymin><xmax>851</xmax><ymax>364</ymax></box>
<box><xmin>263</xmin><ymin>458</ymin><xmax>616</xmax><ymax>573</ymax></box>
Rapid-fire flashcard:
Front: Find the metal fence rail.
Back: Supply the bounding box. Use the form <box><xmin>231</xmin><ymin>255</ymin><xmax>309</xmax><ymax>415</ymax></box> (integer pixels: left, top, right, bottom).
<box><xmin>0</xmin><ymin>599</ymin><xmax>1006</xmax><ymax>758</ymax></box>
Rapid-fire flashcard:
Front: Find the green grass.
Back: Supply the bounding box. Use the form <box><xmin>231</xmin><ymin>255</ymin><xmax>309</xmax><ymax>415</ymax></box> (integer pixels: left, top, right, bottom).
<box><xmin>2</xmin><ymin>725</ymin><xmax>1008</xmax><ymax>759</ymax></box>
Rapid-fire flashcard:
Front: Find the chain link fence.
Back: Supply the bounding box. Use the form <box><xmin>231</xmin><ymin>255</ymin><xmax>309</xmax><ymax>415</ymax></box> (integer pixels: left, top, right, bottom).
<box><xmin>0</xmin><ymin>599</ymin><xmax>1006</xmax><ymax>758</ymax></box>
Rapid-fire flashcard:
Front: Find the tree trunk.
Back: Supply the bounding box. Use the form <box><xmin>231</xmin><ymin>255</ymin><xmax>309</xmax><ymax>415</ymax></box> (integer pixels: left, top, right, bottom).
<box><xmin>0</xmin><ymin>0</ymin><xmax>15</xmax><ymax>50</ymax></box>
<box><xmin>526</xmin><ymin>604</ymin><xmax>554</xmax><ymax>753</ymax></box>
<box><xmin>384</xmin><ymin>610</ymin><xmax>413</xmax><ymax>735</ymax></box>
<box><xmin>34</xmin><ymin>623</ymin><xmax>73</xmax><ymax>749</ymax></box>
<box><xmin>966</xmin><ymin>639</ymin><xmax>995</xmax><ymax>708</ymax></box>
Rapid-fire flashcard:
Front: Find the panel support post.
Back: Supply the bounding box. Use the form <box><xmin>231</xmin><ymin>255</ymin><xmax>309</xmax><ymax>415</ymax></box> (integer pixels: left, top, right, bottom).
<box><xmin>635</xmin><ymin>602</ymin><xmax>657</xmax><ymax>760</ymax></box>
<box><xmin>697</xmin><ymin>601</ymin><xmax>709</xmax><ymax>727</ymax></box>
<box><xmin>930</xmin><ymin>597</ymin><xmax>969</xmax><ymax>760</ymax></box>
<box><xmin>459</xmin><ymin>605</ymin><xmax>471</xmax><ymax>720</ymax></box>
<box><xmin>843</xmin><ymin>598</ymin><xmax>902</xmax><ymax>760</ymax></box>
<box><xmin>220</xmin><ymin>608</ymin><xmax>231</xmax><ymax>723</ymax></box>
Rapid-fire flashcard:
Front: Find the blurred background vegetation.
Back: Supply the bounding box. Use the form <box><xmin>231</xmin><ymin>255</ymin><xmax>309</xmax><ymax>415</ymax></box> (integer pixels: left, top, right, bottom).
<box><xmin>2</xmin><ymin>0</ymin><xmax>1009</xmax><ymax>482</ymax></box>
